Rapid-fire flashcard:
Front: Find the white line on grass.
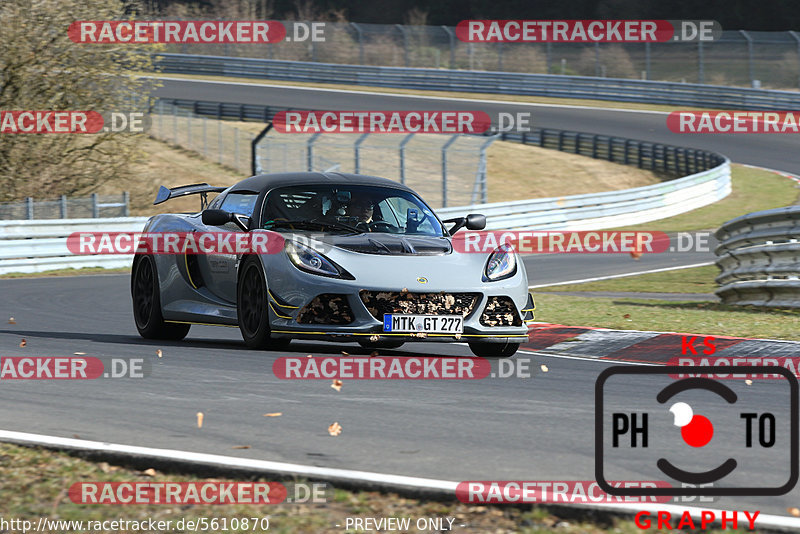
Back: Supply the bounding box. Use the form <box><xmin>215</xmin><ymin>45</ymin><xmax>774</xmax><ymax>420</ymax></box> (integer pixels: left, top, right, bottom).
<box><xmin>528</xmin><ymin>261</ymin><xmax>714</xmax><ymax>289</ymax></box>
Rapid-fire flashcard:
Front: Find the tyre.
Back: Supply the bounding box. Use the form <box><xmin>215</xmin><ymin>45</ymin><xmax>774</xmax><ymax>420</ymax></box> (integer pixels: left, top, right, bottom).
<box><xmin>132</xmin><ymin>255</ymin><xmax>190</xmax><ymax>340</ymax></box>
<box><xmin>358</xmin><ymin>339</ymin><xmax>405</xmax><ymax>350</ymax></box>
<box><xmin>468</xmin><ymin>341</ymin><xmax>519</xmax><ymax>358</ymax></box>
<box><xmin>237</xmin><ymin>256</ymin><xmax>290</xmax><ymax>350</ymax></box>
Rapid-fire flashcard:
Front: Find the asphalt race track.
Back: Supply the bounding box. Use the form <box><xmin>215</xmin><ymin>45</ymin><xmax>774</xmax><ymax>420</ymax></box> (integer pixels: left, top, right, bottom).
<box><xmin>2</xmin><ymin>81</ymin><xmax>798</xmax><ymax>522</ymax></box>
<box><xmin>0</xmin><ymin>274</ymin><xmax>797</xmax><ymax>517</ymax></box>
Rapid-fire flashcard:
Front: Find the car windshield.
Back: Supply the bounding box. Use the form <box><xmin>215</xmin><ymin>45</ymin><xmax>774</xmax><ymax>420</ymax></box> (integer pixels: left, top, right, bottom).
<box><xmin>261</xmin><ymin>184</ymin><xmax>446</xmax><ymax>237</ymax></box>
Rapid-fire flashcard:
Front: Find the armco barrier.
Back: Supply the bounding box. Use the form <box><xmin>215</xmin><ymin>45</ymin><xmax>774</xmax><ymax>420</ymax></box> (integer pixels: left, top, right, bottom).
<box><xmin>155</xmin><ymin>53</ymin><xmax>800</xmax><ymax>110</ymax></box>
<box><xmin>0</xmin><ymin>217</ymin><xmax>149</xmax><ymax>275</ymax></box>
<box><xmin>437</xmin><ymin>159</ymin><xmax>730</xmax><ymax>231</ymax></box>
<box><xmin>715</xmin><ymin>206</ymin><xmax>800</xmax><ymax>307</ymax></box>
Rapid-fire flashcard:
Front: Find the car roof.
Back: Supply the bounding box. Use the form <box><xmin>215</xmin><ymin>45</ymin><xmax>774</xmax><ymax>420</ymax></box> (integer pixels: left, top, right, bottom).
<box><xmin>228</xmin><ymin>172</ymin><xmax>416</xmax><ymax>194</ymax></box>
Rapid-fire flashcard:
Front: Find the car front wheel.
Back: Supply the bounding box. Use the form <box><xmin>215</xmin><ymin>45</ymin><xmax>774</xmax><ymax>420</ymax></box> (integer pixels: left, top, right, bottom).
<box><xmin>237</xmin><ymin>257</ymin><xmax>290</xmax><ymax>350</ymax></box>
<box><xmin>132</xmin><ymin>255</ymin><xmax>190</xmax><ymax>340</ymax></box>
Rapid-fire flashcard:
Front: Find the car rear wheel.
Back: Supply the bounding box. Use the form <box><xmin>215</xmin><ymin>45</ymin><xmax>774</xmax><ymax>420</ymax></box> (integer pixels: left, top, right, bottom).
<box><xmin>468</xmin><ymin>341</ymin><xmax>519</xmax><ymax>358</ymax></box>
<box><xmin>358</xmin><ymin>339</ymin><xmax>405</xmax><ymax>350</ymax></box>
<box><xmin>238</xmin><ymin>257</ymin><xmax>290</xmax><ymax>350</ymax></box>
<box><xmin>132</xmin><ymin>255</ymin><xmax>190</xmax><ymax>340</ymax></box>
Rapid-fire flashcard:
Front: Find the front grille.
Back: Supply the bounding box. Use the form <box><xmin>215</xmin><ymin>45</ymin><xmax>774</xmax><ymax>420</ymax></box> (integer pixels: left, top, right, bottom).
<box><xmin>480</xmin><ymin>296</ymin><xmax>523</xmax><ymax>327</ymax></box>
<box><xmin>359</xmin><ymin>290</ymin><xmax>480</xmax><ymax>321</ymax></box>
<box><xmin>297</xmin><ymin>294</ymin><xmax>354</xmax><ymax>325</ymax></box>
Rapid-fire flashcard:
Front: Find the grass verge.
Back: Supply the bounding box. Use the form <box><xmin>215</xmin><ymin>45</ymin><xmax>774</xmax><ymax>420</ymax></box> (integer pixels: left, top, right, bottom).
<box><xmin>536</xmin><ymin>265</ymin><xmax>719</xmax><ymax>294</ymax></box>
<box><xmin>0</xmin><ymin>442</ymin><xmax>699</xmax><ymax>534</ymax></box>
<box><xmin>532</xmin><ymin>293</ymin><xmax>800</xmax><ymax>340</ymax></box>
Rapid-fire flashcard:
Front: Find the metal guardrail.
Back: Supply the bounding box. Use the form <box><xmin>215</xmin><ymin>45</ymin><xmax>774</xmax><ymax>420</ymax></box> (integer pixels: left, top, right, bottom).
<box><xmin>0</xmin><ymin>218</ymin><xmax>149</xmax><ymax>275</ymax></box>
<box><xmin>438</xmin><ymin>159</ymin><xmax>731</xmax><ymax>231</ymax></box>
<box><xmin>155</xmin><ymin>53</ymin><xmax>800</xmax><ymax>110</ymax></box>
<box><xmin>715</xmin><ymin>206</ymin><xmax>800</xmax><ymax>307</ymax></box>
<box><xmin>0</xmin><ymin>193</ymin><xmax>129</xmax><ymax>220</ymax></box>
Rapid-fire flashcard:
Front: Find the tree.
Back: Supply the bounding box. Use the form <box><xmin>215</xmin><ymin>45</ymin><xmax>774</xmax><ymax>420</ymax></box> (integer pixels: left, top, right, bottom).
<box><xmin>0</xmin><ymin>0</ymin><xmax>157</xmax><ymax>202</ymax></box>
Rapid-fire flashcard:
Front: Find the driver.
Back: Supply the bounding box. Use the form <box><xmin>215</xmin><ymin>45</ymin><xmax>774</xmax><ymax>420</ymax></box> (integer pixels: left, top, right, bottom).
<box><xmin>345</xmin><ymin>195</ymin><xmax>375</xmax><ymax>223</ymax></box>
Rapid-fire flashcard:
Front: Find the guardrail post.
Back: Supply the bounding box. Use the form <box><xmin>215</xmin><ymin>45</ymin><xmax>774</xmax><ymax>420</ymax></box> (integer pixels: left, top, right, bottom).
<box><xmin>251</xmin><ymin>123</ymin><xmax>272</xmax><ymax>175</ymax></box>
<box><xmin>351</xmin><ymin>23</ymin><xmax>364</xmax><ymax>64</ymax></box>
<box><xmin>234</xmin><ymin>128</ymin><xmax>240</xmax><ymax>171</ymax></box>
<box><xmin>25</xmin><ymin>197</ymin><xmax>33</xmax><ymax>220</ymax></box>
<box><xmin>307</xmin><ymin>132</ymin><xmax>321</xmax><ymax>171</ymax></box>
<box><xmin>497</xmin><ymin>41</ymin><xmax>504</xmax><ymax>71</ymax></box>
<box><xmin>591</xmin><ymin>135</ymin><xmax>598</xmax><ymax>158</ymax></box>
<box><xmin>790</xmin><ymin>31</ymin><xmax>800</xmax><ymax>90</ymax></box>
<box><xmin>396</xmin><ymin>25</ymin><xmax>409</xmax><ymax>67</ymax></box>
<box><xmin>740</xmin><ymin>30</ymin><xmax>755</xmax><ymax>87</ymax></box>
<box><xmin>607</xmin><ymin>137</ymin><xmax>613</xmax><ymax>161</ymax></box>
<box><xmin>441</xmin><ymin>26</ymin><xmax>456</xmax><ymax>69</ymax></box>
<box><xmin>60</xmin><ymin>195</ymin><xmax>67</xmax><ymax>218</ymax></box>
<box><xmin>91</xmin><ymin>193</ymin><xmax>99</xmax><ymax>218</ymax></box>
<box><xmin>354</xmin><ymin>133</ymin><xmax>369</xmax><ymax>174</ymax></box>
<box><xmin>218</xmin><ymin>120</ymin><xmax>223</xmax><ymax>164</ymax></box>
<box><xmin>557</xmin><ymin>131</ymin><xmax>564</xmax><ymax>151</ymax></box>
<box><xmin>698</xmin><ymin>41</ymin><xmax>705</xmax><ymax>84</ymax></box>
<box><xmin>157</xmin><ymin>100</ymin><xmax>163</xmax><ymax>136</ymax></box>
<box><xmin>122</xmin><ymin>192</ymin><xmax>129</xmax><ymax>217</ymax></box>
<box><xmin>399</xmin><ymin>133</ymin><xmax>414</xmax><ymax>184</ymax></box>
<box><xmin>203</xmin><ymin>116</ymin><xmax>208</xmax><ymax>157</ymax></box>
<box><xmin>623</xmin><ymin>139</ymin><xmax>630</xmax><ymax>165</ymax></box>
<box><xmin>441</xmin><ymin>135</ymin><xmax>459</xmax><ymax>208</ymax></box>
<box><xmin>594</xmin><ymin>42</ymin><xmax>600</xmax><ymax>77</ymax></box>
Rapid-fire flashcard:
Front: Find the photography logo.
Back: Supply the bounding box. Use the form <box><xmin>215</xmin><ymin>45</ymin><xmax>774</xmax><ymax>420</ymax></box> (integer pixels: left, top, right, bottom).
<box><xmin>595</xmin><ymin>365</ymin><xmax>798</xmax><ymax>497</ymax></box>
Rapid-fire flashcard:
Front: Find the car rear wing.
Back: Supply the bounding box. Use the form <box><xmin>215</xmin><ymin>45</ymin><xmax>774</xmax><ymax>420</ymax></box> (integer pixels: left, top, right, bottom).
<box><xmin>153</xmin><ymin>183</ymin><xmax>227</xmax><ymax>210</ymax></box>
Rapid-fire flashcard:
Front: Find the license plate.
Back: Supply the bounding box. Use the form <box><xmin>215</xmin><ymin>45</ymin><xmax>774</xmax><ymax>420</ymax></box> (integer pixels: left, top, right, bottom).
<box><xmin>383</xmin><ymin>314</ymin><xmax>463</xmax><ymax>334</ymax></box>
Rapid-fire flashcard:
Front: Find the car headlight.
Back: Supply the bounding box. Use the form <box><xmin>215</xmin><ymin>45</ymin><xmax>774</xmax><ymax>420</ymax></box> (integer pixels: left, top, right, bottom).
<box><xmin>286</xmin><ymin>241</ymin><xmax>353</xmax><ymax>279</ymax></box>
<box><xmin>483</xmin><ymin>243</ymin><xmax>517</xmax><ymax>281</ymax></box>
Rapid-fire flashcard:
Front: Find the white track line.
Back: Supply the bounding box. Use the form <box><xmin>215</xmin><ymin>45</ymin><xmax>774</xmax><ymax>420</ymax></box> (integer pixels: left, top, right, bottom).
<box><xmin>2</xmin><ymin>430</ymin><xmax>798</xmax><ymax>529</ymax></box>
<box><xmin>152</xmin><ymin>75</ymin><xmax>670</xmax><ymax>115</ymax></box>
<box><xmin>517</xmin><ymin>349</ymin><xmax>658</xmax><ymax>365</ymax></box>
<box><xmin>528</xmin><ymin>261</ymin><xmax>714</xmax><ymax>289</ymax></box>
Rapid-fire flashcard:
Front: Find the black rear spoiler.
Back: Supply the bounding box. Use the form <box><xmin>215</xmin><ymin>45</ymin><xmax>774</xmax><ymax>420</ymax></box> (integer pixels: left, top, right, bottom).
<box><xmin>153</xmin><ymin>183</ymin><xmax>227</xmax><ymax>209</ymax></box>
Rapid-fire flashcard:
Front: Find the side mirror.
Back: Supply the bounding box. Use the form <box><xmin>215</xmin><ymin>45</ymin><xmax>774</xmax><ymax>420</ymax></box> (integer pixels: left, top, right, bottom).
<box><xmin>202</xmin><ymin>209</ymin><xmax>250</xmax><ymax>231</ymax></box>
<box><xmin>202</xmin><ymin>209</ymin><xmax>232</xmax><ymax>226</ymax></box>
<box><xmin>442</xmin><ymin>213</ymin><xmax>487</xmax><ymax>235</ymax></box>
<box><xmin>465</xmin><ymin>214</ymin><xmax>486</xmax><ymax>230</ymax></box>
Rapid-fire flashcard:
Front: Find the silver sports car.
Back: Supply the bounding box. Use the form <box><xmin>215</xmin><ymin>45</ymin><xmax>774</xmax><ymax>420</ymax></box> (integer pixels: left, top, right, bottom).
<box><xmin>131</xmin><ymin>172</ymin><xmax>533</xmax><ymax>357</ymax></box>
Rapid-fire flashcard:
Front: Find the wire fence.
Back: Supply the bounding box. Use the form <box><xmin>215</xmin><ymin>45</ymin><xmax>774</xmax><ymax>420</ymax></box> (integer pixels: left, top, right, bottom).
<box><xmin>255</xmin><ymin>132</ymin><xmax>497</xmax><ymax>208</ymax></box>
<box><xmin>148</xmin><ymin>101</ymin><xmax>254</xmax><ymax>175</ymax></box>
<box><xmin>0</xmin><ymin>193</ymin><xmax>129</xmax><ymax>220</ymax></box>
<box><xmin>169</xmin><ymin>24</ymin><xmax>800</xmax><ymax>90</ymax></box>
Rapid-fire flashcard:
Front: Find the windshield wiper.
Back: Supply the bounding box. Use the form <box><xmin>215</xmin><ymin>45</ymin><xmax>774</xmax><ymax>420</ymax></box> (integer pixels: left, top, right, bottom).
<box><xmin>264</xmin><ymin>219</ymin><xmax>363</xmax><ymax>234</ymax></box>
